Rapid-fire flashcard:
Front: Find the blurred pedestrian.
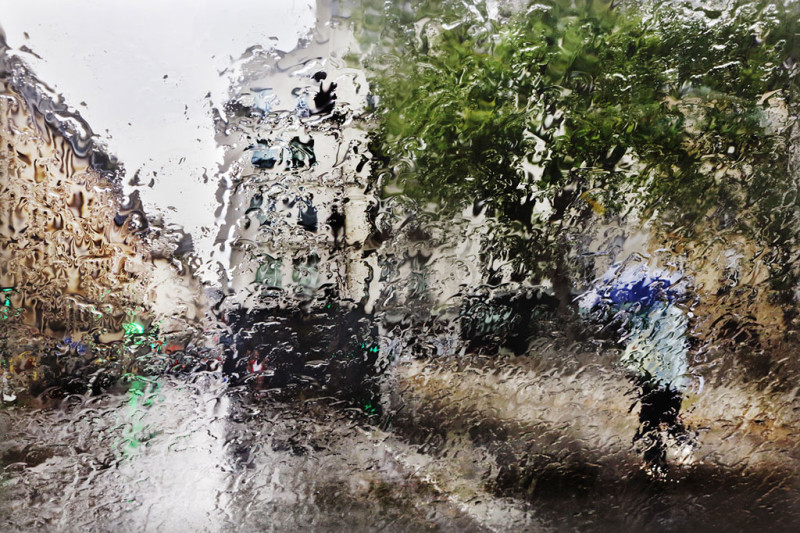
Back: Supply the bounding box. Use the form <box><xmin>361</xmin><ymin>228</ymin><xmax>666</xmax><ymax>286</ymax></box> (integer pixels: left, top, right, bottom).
<box><xmin>580</xmin><ymin>265</ymin><xmax>695</xmax><ymax>477</ymax></box>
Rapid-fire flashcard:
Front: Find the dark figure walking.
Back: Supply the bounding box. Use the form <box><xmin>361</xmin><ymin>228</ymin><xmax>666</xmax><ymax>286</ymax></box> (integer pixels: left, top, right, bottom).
<box><xmin>582</xmin><ymin>266</ymin><xmax>695</xmax><ymax>477</ymax></box>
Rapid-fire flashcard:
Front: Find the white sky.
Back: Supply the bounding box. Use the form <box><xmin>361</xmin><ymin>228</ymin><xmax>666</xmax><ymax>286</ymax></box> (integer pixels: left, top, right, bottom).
<box><xmin>1</xmin><ymin>0</ymin><xmax>316</xmax><ymax>264</ymax></box>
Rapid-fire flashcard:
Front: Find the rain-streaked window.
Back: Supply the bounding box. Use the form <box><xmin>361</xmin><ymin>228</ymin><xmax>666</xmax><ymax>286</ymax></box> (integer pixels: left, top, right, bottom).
<box><xmin>2</xmin><ymin>1</ymin><xmax>800</xmax><ymax>531</ymax></box>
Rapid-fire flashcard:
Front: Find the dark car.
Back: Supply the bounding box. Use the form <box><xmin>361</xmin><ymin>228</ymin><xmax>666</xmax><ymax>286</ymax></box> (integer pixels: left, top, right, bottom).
<box><xmin>459</xmin><ymin>287</ymin><xmax>559</xmax><ymax>355</ymax></box>
<box><xmin>222</xmin><ymin>298</ymin><xmax>383</xmax><ymax>412</ymax></box>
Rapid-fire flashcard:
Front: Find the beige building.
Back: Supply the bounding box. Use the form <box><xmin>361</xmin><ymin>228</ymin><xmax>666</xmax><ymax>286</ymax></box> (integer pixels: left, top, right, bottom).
<box><xmin>0</xmin><ymin>50</ymin><xmax>206</xmax><ymax>399</ymax></box>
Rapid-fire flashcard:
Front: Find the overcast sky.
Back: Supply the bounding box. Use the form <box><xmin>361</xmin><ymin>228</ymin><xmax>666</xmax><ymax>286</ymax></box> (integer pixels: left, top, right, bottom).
<box><xmin>2</xmin><ymin>0</ymin><xmax>316</xmax><ymax>267</ymax></box>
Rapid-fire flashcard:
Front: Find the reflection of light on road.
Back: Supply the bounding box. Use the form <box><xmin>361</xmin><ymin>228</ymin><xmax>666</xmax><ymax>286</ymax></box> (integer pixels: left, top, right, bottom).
<box><xmin>114</xmin><ymin>375</ymin><xmax>230</xmax><ymax>532</ymax></box>
<box><xmin>117</xmin><ymin>376</ymin><xmax>158</xmax><ymax>458</ymax></box>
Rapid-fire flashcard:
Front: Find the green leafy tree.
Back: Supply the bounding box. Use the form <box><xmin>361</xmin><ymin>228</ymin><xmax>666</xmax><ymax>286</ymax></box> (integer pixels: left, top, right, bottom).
<box><xmin>358</xmin><ymin>0</ymin><xmax>800</xmax><ymax>309</ymax></box>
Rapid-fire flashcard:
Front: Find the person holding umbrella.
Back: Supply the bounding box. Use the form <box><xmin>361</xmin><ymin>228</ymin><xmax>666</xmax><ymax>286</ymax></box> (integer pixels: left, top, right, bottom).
<box><xmin>580</xmin><ymin>264</ymin><xmax>696</xmax><ymax>477</ymax></box>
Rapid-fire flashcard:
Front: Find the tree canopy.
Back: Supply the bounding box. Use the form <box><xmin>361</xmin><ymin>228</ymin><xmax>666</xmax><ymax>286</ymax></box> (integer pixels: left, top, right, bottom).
<box><xmin>360</xmin><ymin>0</ymin><xmax>800</xmax><ymax>288</ymax></box>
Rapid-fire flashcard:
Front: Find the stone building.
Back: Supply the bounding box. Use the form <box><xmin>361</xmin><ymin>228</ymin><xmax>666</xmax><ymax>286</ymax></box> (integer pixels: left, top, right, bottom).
<box><xmin>0</xmin><ymin>43</ymin><xmax>205</xmax><ymax>400</ymax></box>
